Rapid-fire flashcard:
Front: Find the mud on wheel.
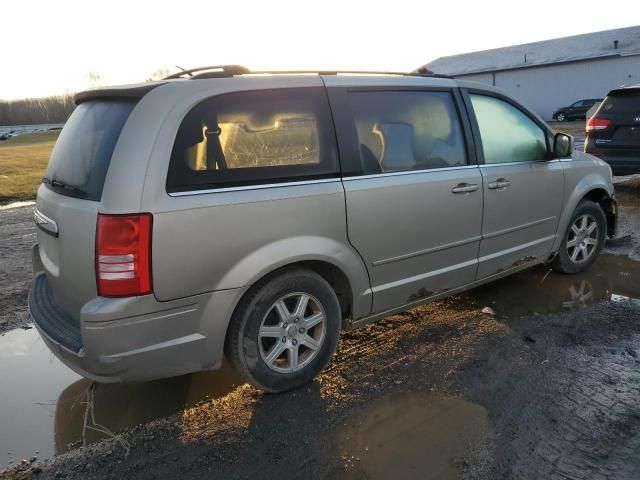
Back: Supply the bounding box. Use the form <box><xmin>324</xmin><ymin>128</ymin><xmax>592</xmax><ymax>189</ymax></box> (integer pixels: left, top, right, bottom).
<box><xmin>225</xmin><ymin>268</ymin><xmax>341</xmax><ymax>392</ymax></box>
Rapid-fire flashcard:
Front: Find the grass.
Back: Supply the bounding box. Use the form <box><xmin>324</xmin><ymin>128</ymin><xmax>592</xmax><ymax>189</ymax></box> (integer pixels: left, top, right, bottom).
<box><xmin>0</xmin><ymin>130</ymin><xmax>59</xmax><ymax>205</ymax></box>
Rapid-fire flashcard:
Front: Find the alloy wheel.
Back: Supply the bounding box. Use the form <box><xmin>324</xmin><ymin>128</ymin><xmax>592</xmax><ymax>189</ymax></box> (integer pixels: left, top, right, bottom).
<box><xmin>566</xmin><ymin>214</ymin><xmax>599</xmax><ymax>263</ymax></box>
<box><xmin>258</xmin><ymin>293</ymin><xmax>327</xmax><ymax>373</ymax></box>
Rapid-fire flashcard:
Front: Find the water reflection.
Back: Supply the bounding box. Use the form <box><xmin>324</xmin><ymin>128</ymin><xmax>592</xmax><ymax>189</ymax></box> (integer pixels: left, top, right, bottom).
<box><xmin>0</xmin><ymin>327</ymin><xmax>245</xmax><ymax>469</ymax></box>
<box><xmin>54</xmin><ymin>361</ymin><xmax>244</xmax><ymax>454</ymax></box>
<box><xmin>335</xmin><ymin>393</ymin><xmax>488</xmax><ymax>479</ymax></box>
<box><xmin>1</xmin><ymin>253</ymin><xmax>639</xmax><ymax>469</ymax></box>
<box><xmin>462</xmin><ymin>253</ymin><xmax>640</xmax><ymax>318</ymax></box>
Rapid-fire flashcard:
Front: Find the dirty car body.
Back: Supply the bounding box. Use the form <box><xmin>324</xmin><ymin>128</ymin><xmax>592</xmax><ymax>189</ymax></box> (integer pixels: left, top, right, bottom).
<box><xmin>28</xmin><ymin>68</ymin><xmax>617</xmax><ymax>391</ymax></box>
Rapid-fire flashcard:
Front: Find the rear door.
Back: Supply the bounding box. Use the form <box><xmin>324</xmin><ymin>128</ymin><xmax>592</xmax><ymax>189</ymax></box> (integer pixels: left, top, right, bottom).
<box><xmin>464</xmin><ymin>90</ymin><xmax>564</xmax><ymax>279</ymax></box>
<box><xmin>328</xmin><ymin>85</ymin><xmax>483</xmax><ymax>314</ymax></box>
<box><xmin>35</xmin><ymin>100</ymin><xmax>136</xmax><ymax>319</ymax></box>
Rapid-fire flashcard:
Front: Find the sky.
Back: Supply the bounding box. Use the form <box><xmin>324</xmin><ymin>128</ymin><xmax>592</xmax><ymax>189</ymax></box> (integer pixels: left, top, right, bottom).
<box><xmin>1</xmin><ymin>0</ymin><xmax>637</xmax><ymax>100</ymax></box>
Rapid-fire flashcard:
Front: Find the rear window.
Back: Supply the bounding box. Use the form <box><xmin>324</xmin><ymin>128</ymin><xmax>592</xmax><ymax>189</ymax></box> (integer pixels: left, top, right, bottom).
<box><xmin>44</xmin><ymin>101</ymin><xmax>135</xmax><ymax>201</ymax></box>
<box><xmin>601</xmin><ymin>91</ymin><xmax>640</xmax><ymax>114</ymax></box>
<box><xmin>167</xmin><ymin>88</ymin><xmax>338</xmax><ymax>192</ymax></box>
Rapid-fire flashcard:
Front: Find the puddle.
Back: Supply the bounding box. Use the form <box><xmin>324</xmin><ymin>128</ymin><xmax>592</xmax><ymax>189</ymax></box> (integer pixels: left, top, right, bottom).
<box><xmin>0</xmin><ymin>328</ymin><xmax>244</xmax><ymax>469</ymax></box>
<box><xmin>0</xmin><ymin>201</ymin><xmax>35</xmax><ymax>210</ymax></box>
<box><xmin>335</xmin><ymin>393</ymin><xmax>489</xmax><ymax>479</ymax></box>
<box><xmin>462</xmin><ymin>253</ymin><xmax>640</xmax><ymax>319</ymax></box>
<box><xmin>1</xmin><ymin>253</ymin><xmax>639</xmax><ymax>469</ymax></box>
<box><xmin>0</xmin><ymin>328</ymin><xmax>80</xmax><ymax>468</ymax></box>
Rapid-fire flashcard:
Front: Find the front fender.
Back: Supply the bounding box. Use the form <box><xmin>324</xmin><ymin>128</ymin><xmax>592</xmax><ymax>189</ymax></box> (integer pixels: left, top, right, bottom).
<box><xmin>215</xmin><ymin>235</ymin><xmax>372</xmax><ymax>319</ymax></box>
<box><xmin>552</xmin><ymin>160</ymin><xmax>614</xmax><ymax>252</ymax></box>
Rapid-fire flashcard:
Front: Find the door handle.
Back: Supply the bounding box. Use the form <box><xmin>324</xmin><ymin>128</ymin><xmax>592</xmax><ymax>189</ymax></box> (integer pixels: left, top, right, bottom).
<box><xmin>487</xmin><ymin>178</ymin><xmax>511</xmax><ymax>190</ymax></box>
<box><xmin>451</xmin><ymin>183</ymin><xmax>479</xmax><ymax>194</ymax></box>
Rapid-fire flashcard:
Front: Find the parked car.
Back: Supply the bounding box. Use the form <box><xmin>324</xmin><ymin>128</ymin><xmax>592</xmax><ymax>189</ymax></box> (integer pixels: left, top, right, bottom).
<box><xmin>552</xmin><ymin>98</ymin><xmax>602</xmax><ymax>121</ymax></box>
<box><xmin>585</xmin><ymin>85</ymin><xmax>640</xmax><ymax>175</ymax></box>
<box><xmin>29</xmin><ymin>66</ymin><xmax>618</xmax><ymax>392</ymax></box>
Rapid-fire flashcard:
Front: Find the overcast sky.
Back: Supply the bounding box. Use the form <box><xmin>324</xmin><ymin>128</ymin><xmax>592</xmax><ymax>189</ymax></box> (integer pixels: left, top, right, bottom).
<box><xmin>1</xmin><ymin>0</ymin><xmax>636</xmax><ymax>100</ymax></box>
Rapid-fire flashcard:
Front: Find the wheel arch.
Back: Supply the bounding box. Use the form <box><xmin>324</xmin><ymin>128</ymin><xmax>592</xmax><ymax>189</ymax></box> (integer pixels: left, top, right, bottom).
<box><xmin>215</xmin><ymin>235</ymin><xmax>372</xmax><ymax>323</ymax></box>
<box><xmin>553</xmin><ymin>178</ymin><xmax>616</xmax><ymax>252</ymax></box>
<box><xmin>582</xmin><ymin>188</ymin><xmax>617</xmax><ymax>238</ymax></box>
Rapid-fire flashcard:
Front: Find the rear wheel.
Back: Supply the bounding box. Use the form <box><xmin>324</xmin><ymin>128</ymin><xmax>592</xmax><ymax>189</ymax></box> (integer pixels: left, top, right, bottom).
<box><xmin>552</xmin><ymin>200</ymin><xmax>606</xmax><ymax>274</ymax></box>
<box><xmin>225</xmin><ymin>269</ymin><xmax>341</xmax><ymax>392</ymax></box>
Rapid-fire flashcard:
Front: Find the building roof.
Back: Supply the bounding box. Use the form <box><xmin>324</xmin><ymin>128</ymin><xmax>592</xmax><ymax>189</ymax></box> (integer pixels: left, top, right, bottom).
<box><xmin>420</xmin><ymin>26</ymin><xmax>640</xmax><ymax>76</ymax></box>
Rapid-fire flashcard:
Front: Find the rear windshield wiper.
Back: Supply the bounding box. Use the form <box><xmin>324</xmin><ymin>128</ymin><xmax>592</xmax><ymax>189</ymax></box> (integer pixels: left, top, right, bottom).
<box><xmin>42</xmin><ymin>176</ymin><xmax>87</xmax><ymax>197</ymax></box>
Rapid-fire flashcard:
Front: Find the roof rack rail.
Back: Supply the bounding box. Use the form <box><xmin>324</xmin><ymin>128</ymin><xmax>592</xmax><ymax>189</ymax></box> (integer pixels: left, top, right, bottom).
<box><xmin>163</xmin><ymin>65</ymin><xmax>452</xmax><ymax>80</ymax></box>
<box><xmin>163</xmin><ymin>65</ymin><xmax>250</xmax><ymax>79</ymax></box>
<box><xmin>249</xmin><ymin>69</ymin><xmax>452</xmax><ymax>79</ymax></box>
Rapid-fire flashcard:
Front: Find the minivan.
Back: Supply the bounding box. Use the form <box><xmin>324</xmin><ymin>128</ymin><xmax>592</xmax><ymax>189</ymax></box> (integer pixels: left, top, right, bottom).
<box><xmin>30</xmin><ymin>66</ymin><xmax>618</xmax><ymax>392</ymax></box>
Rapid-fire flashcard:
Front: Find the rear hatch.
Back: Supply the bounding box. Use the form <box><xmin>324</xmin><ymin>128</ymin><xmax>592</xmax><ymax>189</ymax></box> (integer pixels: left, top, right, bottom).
<box><xmin>588</xmin><ymin>88</ymin><xmax>640</xmax><ymax>154</ymax></box>
<box><xmin>35</xmin><ymin>100</ymin><xmax>136</xmax><ymax>320</ymax></box>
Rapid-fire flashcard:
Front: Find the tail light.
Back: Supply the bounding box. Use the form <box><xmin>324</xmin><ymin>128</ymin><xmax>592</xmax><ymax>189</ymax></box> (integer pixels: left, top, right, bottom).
<box><xmin>586</xmin><ymin>117</ymin><xmax>611</xmax><ymax>131</ymax></box>
<box><xmin>96</xmin><ymin>213</ymin><xmax>152</xmax><ymax>297</ymax></box>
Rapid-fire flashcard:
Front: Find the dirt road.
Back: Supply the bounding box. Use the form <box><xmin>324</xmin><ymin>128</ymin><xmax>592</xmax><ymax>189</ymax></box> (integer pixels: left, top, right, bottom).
<box><xmin>1</xmin><ymin>187</ymin><xmax>640</xmax><ymax>479</ymax></box>
<box><xmin>0</xmin><ymin>202</ymin><xmax>35</xmax><ymax>333</ymax></box>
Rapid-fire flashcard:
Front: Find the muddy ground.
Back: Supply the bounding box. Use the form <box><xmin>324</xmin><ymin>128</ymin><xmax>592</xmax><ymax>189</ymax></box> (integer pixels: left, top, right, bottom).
<box><xmin>0</xmin><ymin>202</ymin><xmax>36</xmax><ymax>333</ymax></box>
<box><xmin>1</xmin><ymin>184</ymin><xmax>640</xmax><ymax>479</ymax></box>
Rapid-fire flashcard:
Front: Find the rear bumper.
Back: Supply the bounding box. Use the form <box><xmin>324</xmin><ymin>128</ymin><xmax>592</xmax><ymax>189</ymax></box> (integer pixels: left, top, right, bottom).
<box><xmin>29</xmin><ymin>272</ymin><xmax>247</xmax><ymax>383</ymax></box>
<box><xmin>600</xmin><ymin>156</ymin><xmax>640</xmax><ymax>175</ymax></box>
<box><xmin>585</xmin><ymin>146</ymin><xmax>640</xmax><ymax>175</ymax></box>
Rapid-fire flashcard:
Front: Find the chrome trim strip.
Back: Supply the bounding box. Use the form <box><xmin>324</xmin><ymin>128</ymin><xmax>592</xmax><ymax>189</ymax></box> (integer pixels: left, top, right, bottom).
<box><xmin>349</xmin><ymin>258</ymin><xmax>541</xmax><ymax>329</ymax></box>
<box><xmin>169</xmin><ymin>178</ymin><xmax>341</xmax><ymax>196</ymax></box>
<box><xmin>343</xmin><ymin>165</ymin><xmax>479</xmax><ymax>182</ymax></box>
<box><xmin>479</xmin><ymin>159</ymin><xmax>560</xmax><ymax>168</ymax></box>
<box><xmin>482</xmin><ymin>216</ymin><xmax>556</xmax><ymax>240</ymax></box>
<box><xmin>33</xmin><ymin>208</ymin><xmax>59</xmax><ymax>238</ymax></box>
<box><xmin>169</xmin><ymin>165</ymin><xmax>481</xmax><ymax>195</ymax></box>
<box><xmin>372</xmin><ymin>235</ymin><xmax>482</xmax><ymax>266</ymax></box>
<box><xmin>478</xmin><ymin>235</ymin><xmax>556</xmax><ymax>264</ymax></box>
<box><xmin>370</xmin><ymin>258</ymin><xmax>478</xmax><ymax>294</ymax></box>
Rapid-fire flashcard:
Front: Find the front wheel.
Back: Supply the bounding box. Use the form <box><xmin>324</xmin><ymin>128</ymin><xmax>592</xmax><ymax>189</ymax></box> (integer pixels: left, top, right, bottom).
<box><xmin>557</xmin><ymin>113</ymin><xmax>566</xmax><ymax>122</ymax></box>
<box><xmin>225</xmin><ymin>269</ymin><xmax>341</xmax><ymax>392</ymax></box>
<box><xmin>552</xmin><ymin>200</ymin><xmax>606</xmax><ymax>274</ymax></box>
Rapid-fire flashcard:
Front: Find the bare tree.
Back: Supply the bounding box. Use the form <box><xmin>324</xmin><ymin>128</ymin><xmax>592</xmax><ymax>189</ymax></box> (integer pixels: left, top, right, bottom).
<box><xmin>0</xmin><ymin>94</ymin><xmax>75</xmax><ymax>125</ymax></box>
<box><xmin>86</xmin><ymin>71</ymin><xmax>102</xmax><ymax>88</ymax></box>
<box><xmin>146</xmin><ymin>68</ymin><xmax>172</xmax><ymax>82</ymax></box>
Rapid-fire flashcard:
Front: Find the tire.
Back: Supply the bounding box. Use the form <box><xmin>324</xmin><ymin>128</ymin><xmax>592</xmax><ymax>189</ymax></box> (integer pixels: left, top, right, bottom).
<box><xmin>552</xmin><ymin>200</ymin><xmax>606</xmax><ymax>274</ymax></box>
<box><xmin>225</xmin><ymin>268</ymin><xmax>341</xmax><ymax>392</ymax></box>
<box><xmin>557</xmin><ymin>113</ymin><xmax>566</xmax><ymax>122</ymax></box>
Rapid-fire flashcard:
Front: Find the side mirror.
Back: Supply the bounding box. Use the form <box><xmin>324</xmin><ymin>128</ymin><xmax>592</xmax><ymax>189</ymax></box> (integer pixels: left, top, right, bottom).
<box><xmin>553</xmin><ymin>132</ymin><xmax>574</xmax><ymax>158</ymax></box>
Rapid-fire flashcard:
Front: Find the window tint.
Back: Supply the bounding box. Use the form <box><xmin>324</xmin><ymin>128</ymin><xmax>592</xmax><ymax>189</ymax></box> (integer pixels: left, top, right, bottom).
<box><xmin>167</xmin><ymin>88</ymin><xmax>338</xmax><ymax>191</ymax></box>
<box><xmin>347</xmin><ymin>91</ymin><xmax>467</xmax><ymax>173</ymax></box>
<box><xmin>601</xmin><ymin>92</ymin><xmax>640</xmax><ymax>113</ymax></box>
<box><xmin>470</xmin><ymin>94</ymin><xmax>547</xmax><ymax>164</ymax></box>
<box><xmin>571</xmin><ymin>101</ymin><xmax>584</xmax><ymax>107</ymax></box>
<box><xmin>45</xmin><ymin>101</ymin><xmax>136</xmax><ymax>200</ymax></box>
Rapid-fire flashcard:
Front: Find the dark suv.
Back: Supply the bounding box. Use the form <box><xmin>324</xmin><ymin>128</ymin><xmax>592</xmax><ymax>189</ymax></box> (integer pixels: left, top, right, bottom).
<box><xmin>585</xmin><ymin>85</ymin><xmax>640</xmax><ymax>175</ymax></box>
<box><xmin>552</xmin><ymin>99</ymin><xmax>602</xmax><ymax>122</ymax></box>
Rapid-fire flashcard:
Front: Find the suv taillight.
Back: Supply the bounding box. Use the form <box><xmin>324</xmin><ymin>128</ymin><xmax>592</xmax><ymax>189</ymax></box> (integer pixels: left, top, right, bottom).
<box><xmin>586</xmin><ymin>117</ymin><xmax>611</xmax><ymax>131</ymax></box>
<box><xmin>96</xmin><ymin>213</ymin><xmax>152</xmax><ymax>297</ymax></box>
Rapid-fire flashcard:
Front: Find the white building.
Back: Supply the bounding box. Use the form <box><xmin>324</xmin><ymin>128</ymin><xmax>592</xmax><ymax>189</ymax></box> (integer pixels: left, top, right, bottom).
<box><xmin>419</xmin><ymin>26</ymin><xmax>640</xmax><ymax>120</ymax></box>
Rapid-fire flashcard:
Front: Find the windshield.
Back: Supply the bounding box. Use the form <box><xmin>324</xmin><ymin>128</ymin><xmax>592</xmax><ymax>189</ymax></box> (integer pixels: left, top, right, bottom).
<box><xmin>44</xmin><ymin>100</ymin><xmax>136</xmax><ymax>200</ymax></box>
